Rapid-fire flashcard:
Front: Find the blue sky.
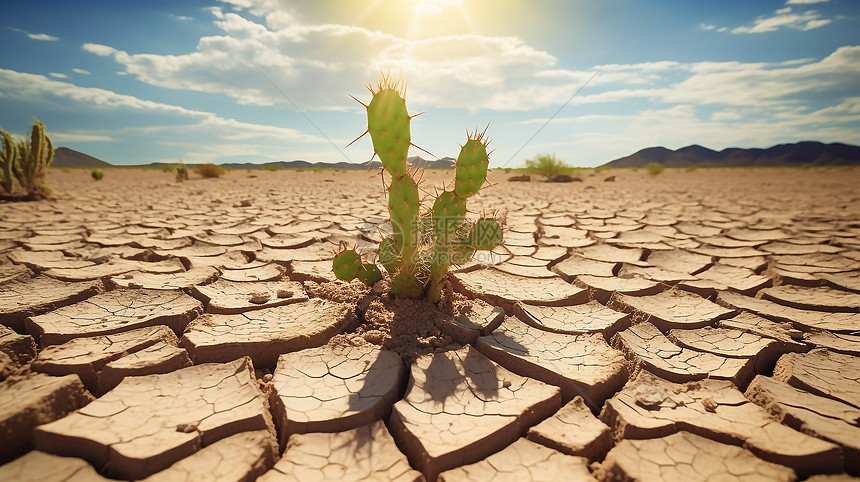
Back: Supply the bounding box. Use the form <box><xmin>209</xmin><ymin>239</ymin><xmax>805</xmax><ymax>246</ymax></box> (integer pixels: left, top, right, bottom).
<box><xmin>1</xmin><ymin>0</ymin><xmax>858</xmax><ymax>167</ymax></box>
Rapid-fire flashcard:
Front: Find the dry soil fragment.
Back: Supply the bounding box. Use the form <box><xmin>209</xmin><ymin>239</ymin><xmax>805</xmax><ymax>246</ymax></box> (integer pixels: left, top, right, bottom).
<box><xmin>526</xmin><ymin>396</ymin><xmax>612</xmax><ymax>462</ymax></box>
<box><xmin>33</xmin><ymin>357</ymin><xmax>276</xmax><ymax>480</ymax></box>
<box><xmin>575</xmin><ymin>275</ymin><xmax>664</xmax><ymax>303</ymax></box>
<box><xmin>818</xmin><ymin>271</ymin><xmax>860</xmax><ymax>293</ymax></box>
<box><xmin>760</xmin><ymin>285</ymin><xmax>860</xmax><ymax>312</ymax></box>
<box><xmin>32</xmin><ymin>325</ymin><xmax>179</xmax><ymax>392</ymax></box>
<box><xmin>746</xmin><ymin>375</ymin><xmax>860</xmax><ymax>475</ymax></box>
<box><xmin>717</xmin><ymin>290</ymin><xmax>859</xmax><ymax>333</ymax></box>
<box><xmin>26</xmin><ymin>289</ymin><xmax>202</xmax><ymax>346</ymax></box>
<box><xmin>389</xmin><ymin>345</ymin><xmax>561</xmax><ymax>481</ymax></box>
<box><xmin>271</xmin><ymin>344</ymin><xmax>404</xmax><ymax>435</ymax></box>
<box><xmin>551</xmin><ymin>255</ymin><xmax>618</xmax><ymax>280</ymax></box>
<box><xmin>600</xmin><ymin>370</ymin><xmax>840</xmax><ymax>477</ymax></box>
<box><xmin>256</xmin><ymin>242</ymin><xmax>339</xmax><ymax>263</ymax></box>
<box><xmin>513</xmin><ymin>301</ymin><xmax>630</xmax><ymax>338</ymax></box>
<box><xmin>451</xmin><ymin>268</ymin><xmax>588</xmax><ymax>314</ymax></box>
<box><xmin>97</xmin><ymin>342</ymin><xmax>192</xmax><ymax>395</ymax></box>
<box><xmin>446</xmin><ymin>296</ymin><xmax>506</xmax><ymax>337</ymax></box>
<box><xmin>143</xmin><ymin>430</ymin><xmax>278</xmax><ymax>482</ymax></box>
<box><xmin>646</xmin><ymin>249</ymin><xmax>713</xmax><ymax>274</ymax></box>
<box><xmin>437</xmin><ymin>437</ymin><xmax>594</xmax><ymax>482</ymax></box>
<box><xmin>7</xmin><ymin>250</ymin><xmax>94</xmax><ymax>271</ymax></box>
<box><xmin>592</xmin><ymin>431</ymin><xmax>797</xmax><ymax>482</ymax></box>
<box><xmin>478</xmin><ymin>316</ymin><xmax>627</xmax><ymax>408</ymax></box>
<box><xmin>667</xmin><ymin>326</ymin><xmax>781</xmax><ymax>373</ymax></box>
<box><xmin>108</xmin><ymin>266</ymin><xmax>219</xmax><ymax>290</ymax></box>
<box><xmin>0</xmin><ymin>373</ymin><xmax>93</xmax><ymax>464</ymax></box>
<box><xmin>575</xmin><ymin>244</ymin><xmax>645</xmax><ymax>265</ymax></box>
<box><xmin>0</xmin><ymin>451</ymin><xmax>110</xmax><ymax>481</ymax></box>
<box><xmin>0</xmin><ymin>277</ymin><xmax>102</xmax><ymax>332</ymax></box>
<box><xmin>0</xmin><ymin>263</ymin><xmax>33</xmax><ymax>285</ymax></box>
<box><xmin>0</xmin><ymin>325</ymin><xmax>37</xmax><ymax>366</ymax></box>
<box><xmin>181</xmin><ymin>299</ymin><xmax>354</xmax><ymax>367</ymax></box>
<box><xmin>773</xmin><ymin>349</ymin><xmax>860</xmax><ymax>409</ymax></box>
<box><xmin>43</xmin><ymin>258</ymin><xmax>185</xmax><ymax>282</ymax></box>
<box><xmin>219</xmin><ymin>263</ymin><xmax>285</xmax><ymax>282</ymax></box>
<box><xmin>684</xmin><ymin>263</ymin><xmax>770</xmax><ymax>295</ymax></box>
<box><xmin>258</xmin><ymin>420</ymin><xmax>422</xmax><ymax>482</ymax></box>
<box><xmin>287</xmin><ymin>260</ymin><xmax>338</xmax><ymax>283</ymax></box>
<box><xmin>716</xmin><ymin>311</ymin><xmax>806</xmax><ymax>352</ymax></box>
<box><xmin>190</xmin><ymin>279</ymin><xmax>306</xmax><ymax>314</ymax></box>
<box><xmin>803</xmin><ymin>331</ymin><xmax>860</xmax><ymax>356</ymax></box>
<box><xmin>610</xmin><ymin>289</ymin><xmax>736</xmax><ymax>331</ymax></box>
<box><xmin>613</xmin><ymin>322</ymin><xmax>754</xmax><ymax>387</ymax></box>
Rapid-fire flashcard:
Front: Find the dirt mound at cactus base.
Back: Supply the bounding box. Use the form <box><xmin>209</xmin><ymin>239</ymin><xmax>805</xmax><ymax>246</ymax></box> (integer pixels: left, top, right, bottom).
<box><xmin>329</xmin><ymin>288</ymin><xmax>485</xmax><ymax>364</ymax></box>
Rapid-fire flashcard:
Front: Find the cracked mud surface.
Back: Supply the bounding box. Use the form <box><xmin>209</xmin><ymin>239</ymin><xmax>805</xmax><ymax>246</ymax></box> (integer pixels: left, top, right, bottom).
<box><xmin>0</xmin><ymin>167</ymin><xmax>859</xmax><ymax>480</ymax></box>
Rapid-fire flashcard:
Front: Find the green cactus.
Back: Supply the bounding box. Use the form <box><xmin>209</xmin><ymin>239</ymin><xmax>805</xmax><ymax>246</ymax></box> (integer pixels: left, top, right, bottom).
<box><xmin>454</xmin><ymin>127</ymin><xmax>491</xmax><ymax>199</ymax></box>
<box><xmin>13</xmin><ymin>118</ymin><xmax>53</xmax><ymax>198</ymax></box>
<box><xmin>333</xmin><ymin>249</ymin><xmax>363</xmax><ymax>281</ymax></box>
<box><xmin>0</xmin><ymin>128</ymin><xmax>15</xmax><ymax>193</ymax></box>
<box><xmin>336</xmin><ymin>76</ymin><xmax>503</xmax><ymax>301</ymax></box>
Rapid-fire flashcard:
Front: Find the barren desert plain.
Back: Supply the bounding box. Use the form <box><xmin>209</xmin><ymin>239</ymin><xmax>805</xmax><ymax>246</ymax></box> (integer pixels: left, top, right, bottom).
<box><xmin>1</xmin><ymin>165</ymin><xmax>859</xmax><ymax>481</ymax></box>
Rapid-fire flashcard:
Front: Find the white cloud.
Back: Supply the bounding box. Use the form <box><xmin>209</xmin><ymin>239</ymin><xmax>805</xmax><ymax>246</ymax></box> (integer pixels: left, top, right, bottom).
<box><xmin>49</xmin><ymin>72</ymin><xmax>68</xmax><ymax>79</ymax></box>
<box><xmin>0</xmin><ymin>68</ymin><xmax>330</xmax><ymax>162</ymax></box>
<box><xmin>82</xmin><ymin>43</ymin><xmax>119</xmax><ymax>57</ymax></box>
<box><xmin>72</xmin><ymin>68</ymin><xmax>91</xmax><ymax>75</ymax></box>
<box><xmin>733</xmin><ymin>7</ymin><xmax>832</xmax><ymax>34</ymax></box>
<box><xmin>51</xmin><ymin>132</ymin><xmax>114</xmax><ymax>142</ymax></box>
<box><xmin>700</xmin><ymin>23</ymin><xmax>715</xmax><ymax>31</ymax></box>
<box><xmin>172</xmin><ymin>15</ymin><xmax>193</xmax><ymax>21</ymax></box>
<box><xmin>786</xmin><ymin>0</ymin><xmax>829</xmax><ymax>4</ymax></box>
<box><xmin>27</xmin><ymin>33</ymin><xmax>59</xmax><ymax>41</ymax></box>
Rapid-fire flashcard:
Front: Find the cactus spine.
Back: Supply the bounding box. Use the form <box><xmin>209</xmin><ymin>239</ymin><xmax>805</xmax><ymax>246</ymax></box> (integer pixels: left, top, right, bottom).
<box><xmin>13</xmin><ymin>119</ymin><xmax>53</xmax><ymax>197</ymax></box>
<box><xmin>334</xmin><ymin>76</ymin><xmax>503</xmax><ymax>301</ymax></box>
<box><xmin>0</xmin><ymin>128</ymin><xmax>15</xmax><ymax>193</ymax></box>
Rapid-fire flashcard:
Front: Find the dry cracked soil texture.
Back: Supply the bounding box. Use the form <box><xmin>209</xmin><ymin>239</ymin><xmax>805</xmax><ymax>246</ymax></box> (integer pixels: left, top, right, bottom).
<box><xmin>1</xmin><ymin>166</ymin><xmax>859</xmax><ymax>481</ymax></box>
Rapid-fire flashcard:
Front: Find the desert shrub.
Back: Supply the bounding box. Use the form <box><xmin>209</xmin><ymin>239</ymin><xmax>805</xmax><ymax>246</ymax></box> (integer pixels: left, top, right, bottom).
<box><xmin>176</xmin><ymin>160</ymin><xmax>189</xmax><ymax>181</ymax></box>
<box><xmin>800</xmin><ymin>163</ymin><xmax>814</xmax><ymax>170</ymax></box>
<box><xmin>311</xmin><ymin>166</ymin><xmax>323</xmax><ymax>173</ymax></box>
<box><xmin>262</xmin><ymin>164</ymin><xmax>282</xmax><ymax>172</ymax></box>
<box><xmin>91</xmin><ymin>169</ymin><xmax>104</xmax><ymax>180</ymax></box>
<box><xmin>196</xmin><ymin>163</ymin><xmax>226</xmax><ymax>178</ymax></box>
<box><xmin>594</xmin><ymin>165</ymin><xmax>609</xmax><ymax>173</ymax></box>
<box><xmin>645</xmin><ymin>162</ymin><xmax>665</xmax><ymax>175</ymax></box>
<box><xmin>685</xmin><ymin>166</ymin><xmax>698</xmax><ymax>173</ymax></box>
<box><xmin>524</xmin><ymin>153</ymin><xmax>570</xmax><ymax>179</ymax></box>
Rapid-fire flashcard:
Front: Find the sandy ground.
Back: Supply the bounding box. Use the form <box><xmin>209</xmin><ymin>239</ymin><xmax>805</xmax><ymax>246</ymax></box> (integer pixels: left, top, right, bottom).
<box><xmin>0</xmin><ymin>166</ymin><xmax>859</xmax><ymax>481</ymax></box>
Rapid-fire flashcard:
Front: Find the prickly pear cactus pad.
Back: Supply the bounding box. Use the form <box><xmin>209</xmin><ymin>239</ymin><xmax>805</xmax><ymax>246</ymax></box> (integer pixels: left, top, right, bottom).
<box><xmin>336</xmin><ymin>75</ymin><xmax>503</xmax><ymax>300</ymax></box>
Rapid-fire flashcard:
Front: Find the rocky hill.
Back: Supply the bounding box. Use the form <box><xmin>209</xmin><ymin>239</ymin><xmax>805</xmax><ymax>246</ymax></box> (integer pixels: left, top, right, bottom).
<box><xmin>603</xmin><ymin>141</ymin><xmax>860</xmax><ymax>168</ymax></box>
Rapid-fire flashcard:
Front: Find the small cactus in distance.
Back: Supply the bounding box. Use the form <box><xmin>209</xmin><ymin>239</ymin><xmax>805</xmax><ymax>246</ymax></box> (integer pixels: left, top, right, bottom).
<box><xmin>0</xmin><ymin>128</ymin><xmax>15</xmax><ymax>193</ymax></box>
<box><xmin>334</xmin><ymin>75</ymin><xmax>503</xmax><ymax>302</ymax></box>
<box><xmin>12</xmin><ymin>118</ymin><xmax>54</xmax><ymax>198</ymax></box>
<box><xmin>91</xmin><ymin>168</ymin><xmax>104</xmax><ymax>181</ymax></box>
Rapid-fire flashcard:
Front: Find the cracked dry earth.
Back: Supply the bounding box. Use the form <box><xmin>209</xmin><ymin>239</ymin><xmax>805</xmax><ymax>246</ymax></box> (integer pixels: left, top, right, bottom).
<box><xmin>1</xmin><ymin>167</ymin><xmax>859</xmax><ymax>482</ymax></box>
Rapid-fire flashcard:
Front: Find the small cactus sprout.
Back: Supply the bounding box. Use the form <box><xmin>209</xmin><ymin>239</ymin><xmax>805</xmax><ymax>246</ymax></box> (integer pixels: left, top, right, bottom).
<box><xmin>1</xmin><ymin>128</ymin><xmax>16</xmax><ymax>194</ymax></box>
<box><xmin>335</xmin><ymin>75</ymin><xmax>503</xmax><ymax>301</ymax></box>
<box><xmin>91</xmin><ymin>169</ymin><xmax>104</xmax><ymax>181</ymax></box>
<box><xmin>332</xmin><ymin>249</ymin><xmax>363</xmax><ymax>282</ymax></box>
<box><xmin>470</xmin><ymin>217</ymin><xmax>503</xmax><ymax>251</ymax></box>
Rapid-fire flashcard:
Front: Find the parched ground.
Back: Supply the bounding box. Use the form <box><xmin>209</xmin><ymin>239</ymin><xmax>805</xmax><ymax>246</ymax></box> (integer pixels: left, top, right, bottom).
<box><xmin>1</xmin><ymin>166</ymin><xmax>859</xmax><ymax>481</ymax></box>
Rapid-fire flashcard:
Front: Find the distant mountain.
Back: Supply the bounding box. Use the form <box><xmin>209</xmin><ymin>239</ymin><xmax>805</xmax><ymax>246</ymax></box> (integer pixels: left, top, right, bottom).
<box><xmin>219</xmin><ymin>155</ymin><xmax>455</xmax><ymax>171</ymax></box>
<box><xmin>53</xmin><ymin>147</ymin><xmax>112</xmax><ymax>168</ymax></box>
<box><xmin>603</xmin><ymin>141</ymin><xmax>860</xmax><ymax>168</ymax></box>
